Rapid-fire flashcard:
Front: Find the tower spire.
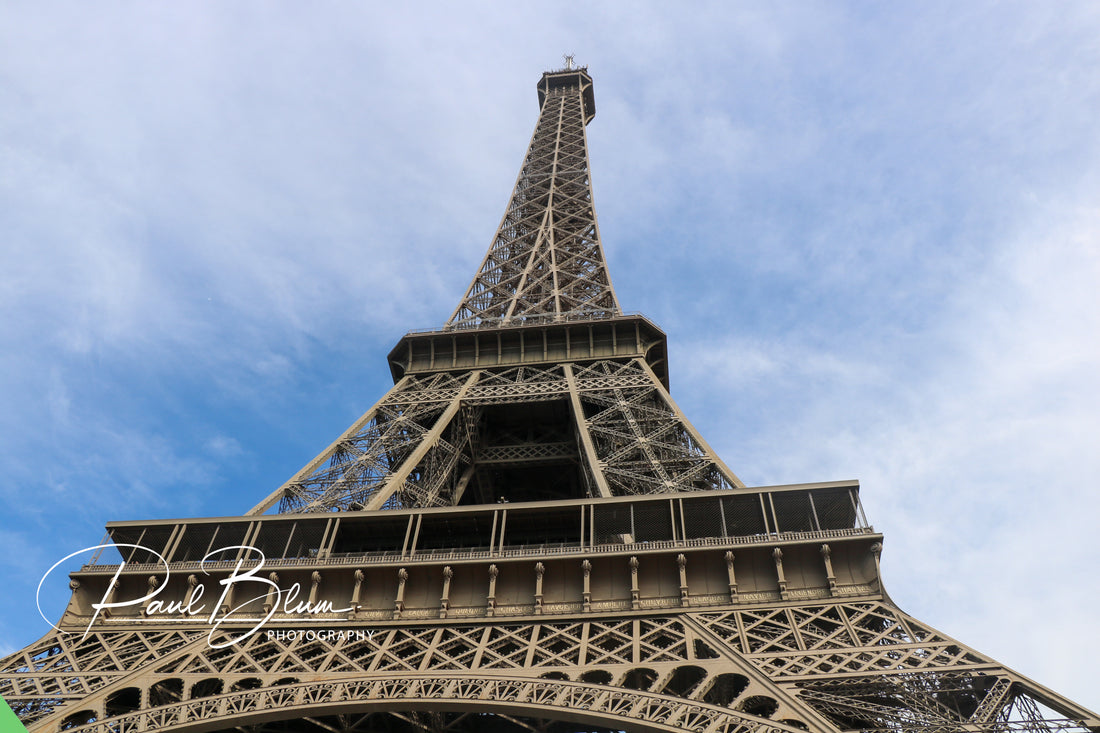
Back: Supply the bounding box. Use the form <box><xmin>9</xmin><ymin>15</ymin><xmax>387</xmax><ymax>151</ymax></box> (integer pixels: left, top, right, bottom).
<box><xmin>246</xmin><ymin>68</ymin><xmax>744</xmax><ymax>515</ymax></box>
<box><xmin>446</xmin><ymin>66</ymin><xmax>619</xmax><ymax>330</ymax></box>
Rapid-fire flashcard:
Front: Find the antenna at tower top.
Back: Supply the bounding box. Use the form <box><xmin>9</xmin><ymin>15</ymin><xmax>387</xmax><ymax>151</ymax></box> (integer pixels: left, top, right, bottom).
<box><xmin>563</xmin><ymin>53</ymin><xmax>575</xmax><ymax>70</ymax></box>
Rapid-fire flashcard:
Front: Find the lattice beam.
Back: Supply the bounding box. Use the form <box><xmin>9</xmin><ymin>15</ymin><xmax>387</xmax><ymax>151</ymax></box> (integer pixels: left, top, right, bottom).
<box><xmin>256</xmin><ymin>359</ymin><xmax>744</xmax><ymax>512</ymax></box>
<box><xmin>447</xmin><ymin>68</ymin><xmax>619</xmax><ymax>330</ymax></box>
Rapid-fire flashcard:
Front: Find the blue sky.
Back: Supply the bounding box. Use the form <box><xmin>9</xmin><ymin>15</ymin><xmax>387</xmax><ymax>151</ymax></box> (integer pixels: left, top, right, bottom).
<box><xmin>2</xmin><ymin>1</ymin><xmax>1098</xmax><ymax>712</ymax></box>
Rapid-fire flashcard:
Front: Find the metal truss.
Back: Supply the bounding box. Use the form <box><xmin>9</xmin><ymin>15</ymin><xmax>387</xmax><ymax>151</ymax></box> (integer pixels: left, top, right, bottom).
<box><xmin>5</xmin><ymin>64</ymin><xmax>1097</xmax><ymax>733</ymax></box>
<box><xmin>252</xmin><ymin>358</ymin><xmax>743</xmax><ymax>514</ymax></box>
<box><xmin>446</xmin><ymin>67</ymin><xmax>619</xmax><ymax>330</ymax></box>
<box><xmin>20</xmin><ymin>674</ymin><xmax>808</xmax><ymax>733</ymax></box>
<box><xmin>4</xmin><ymin>602</ymin><xmax>1095</xmax><ymax>733</ymax></box>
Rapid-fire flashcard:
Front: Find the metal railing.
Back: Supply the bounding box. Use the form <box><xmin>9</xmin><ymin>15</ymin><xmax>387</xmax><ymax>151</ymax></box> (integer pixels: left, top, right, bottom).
<box><xmin>79</xmin><ymin>526</ymin><xmax>875</xmax><ymax>574</ymax></box>
<box><xmin>403</xmin><ymin>309</ymin><xmax>647</xmax><ymax>335</ymax></box>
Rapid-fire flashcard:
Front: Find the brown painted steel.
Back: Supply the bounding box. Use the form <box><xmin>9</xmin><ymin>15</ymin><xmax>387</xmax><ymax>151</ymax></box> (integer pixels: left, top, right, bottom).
<box><xmin>3</xmin><ymin>64</ymin><xmax>1096</xmax><ymax>733</ymax></box>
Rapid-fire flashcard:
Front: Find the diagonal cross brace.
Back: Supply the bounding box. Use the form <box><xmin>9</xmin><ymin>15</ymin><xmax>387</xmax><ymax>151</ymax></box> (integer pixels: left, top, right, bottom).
<box><xmin>363</xmin><ymin>371</ymin><xmax>482</xmax><ymax>511</ymax></box>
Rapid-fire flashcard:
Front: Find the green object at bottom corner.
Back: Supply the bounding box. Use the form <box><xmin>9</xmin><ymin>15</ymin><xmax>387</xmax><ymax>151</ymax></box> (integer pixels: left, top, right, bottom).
<box><xmin>0</xmin><ymin>697</ymin><xmax>27</xmax><ymax>733</ymax></box>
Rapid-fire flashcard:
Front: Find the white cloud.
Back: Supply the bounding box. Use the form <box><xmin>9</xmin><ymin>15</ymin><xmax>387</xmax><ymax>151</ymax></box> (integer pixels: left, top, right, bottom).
<box><xmin>204</xmin><ymin>435</ymin><xmax>244</xmax><ymax>459</ymax></box>
<box><xmin>673</xmin><ymin>201</ymin><xmax>1100</xmax><ymax>707</ymax></box>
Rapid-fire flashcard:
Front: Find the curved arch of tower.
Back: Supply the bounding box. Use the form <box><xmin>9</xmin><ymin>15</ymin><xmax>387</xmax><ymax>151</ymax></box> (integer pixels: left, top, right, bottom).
<box><xmin>2</xmin><ymin>65</ymin><xmax>1096</xmax><ymax>733</ymax></box>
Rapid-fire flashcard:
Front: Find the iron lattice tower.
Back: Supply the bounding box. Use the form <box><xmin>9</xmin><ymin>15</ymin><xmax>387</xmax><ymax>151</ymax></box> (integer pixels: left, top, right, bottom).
<box><xmin>3</xmin><ymin>65</ymin><xmax>1096</xmax><ymax>733</ymax></box>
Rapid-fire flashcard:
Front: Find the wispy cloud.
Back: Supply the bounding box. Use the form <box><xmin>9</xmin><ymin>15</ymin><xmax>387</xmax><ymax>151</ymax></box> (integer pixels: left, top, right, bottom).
<box><xmin>673</xmin><ymin>201</ymin><xmax>1099</xmax><ymax>705</ymax></box>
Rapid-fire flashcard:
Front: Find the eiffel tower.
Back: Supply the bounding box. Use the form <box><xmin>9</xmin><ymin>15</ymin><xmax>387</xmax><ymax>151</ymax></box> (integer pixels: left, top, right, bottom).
<box><xmin>3</xmin><ymin>63</ymin><xmax>1096</xmax><ymax>733</ymax></box>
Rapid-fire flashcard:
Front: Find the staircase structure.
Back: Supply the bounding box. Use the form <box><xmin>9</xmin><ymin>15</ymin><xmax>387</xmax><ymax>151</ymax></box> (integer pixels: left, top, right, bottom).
<box><xmin>3</xmin><ymin>63</ymin><xmax>1096</xmax><ymax>733</ymax></box>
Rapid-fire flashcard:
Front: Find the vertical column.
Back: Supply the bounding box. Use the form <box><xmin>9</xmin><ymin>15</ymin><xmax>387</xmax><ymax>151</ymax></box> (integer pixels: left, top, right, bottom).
<box><xmin>102</xmin><ymin>578</ymin><xmax>120</xmax><ymax>618</ymax></box>
<box><xmin>487</xmin><ymin>564</ymin><xmax>499</xmax><ymax>617</ymax></box>
<box><xmin>534</xmin><ymin>562</ymin><xmax>545</xmax><ymax>615</ymax></box>
<box><xmin>440</xmin><ymin>566</ymin><xmax>453</xmax><ymax>618</ymax></box>
<box><xmin>263</xmin><ymin>573</ymin><xmax>280</xmax><ymax>614</ymax></box>
<box><xmin>773</xmin><ymin>548</ymin><xmax>789</xmax><ymax>600</ymax></box>
<box><xmin>725</xmin><ymin>551</ymin><xmax>738</xmax><ymax>601</ymax></box>
<box><xmin>582</xmin><ymin>559</ymin><xmax>592</xmax><ymax>612</ymax></box>
<box><xmin>676</xmin><ymin>554</ymin><xmax>689</xmax><ymax>607</ymax></box>
<box><xmin>218</xmin><ymin>573</ymin><xmax>234</xmax><ymax>617</ymax></box>
<box><xmin>349</xmin><ymin>569</ymin><xmax>364</xmax><ymax>617</ymax></box>
<box><xmin>629</xmin><ymin>556</ymin><xmax>640</xmax><ymax>610</ymax></box>
<box><xmin>394</xmin><ymin>568</ymin><xmax>408</xmax><ymax>619</ymax></box>
<box><xmin>141</xmin><ymin>576</ymin><xmax>158</xmax><ymax>616</ymax></box>
<box><xmin>821</xmin><ymin>544</ymin><xmax>837</xmax><ymax>595</ymax></box>
<box><xmin>870</xmin><ymin>543</ymin><xmax>883</xmax><ymax>587</ymax></box>
<box><xmin>183</xmin><ymin>575</ymin><xmax>199</xmax><ymax>616</ymax></box>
